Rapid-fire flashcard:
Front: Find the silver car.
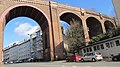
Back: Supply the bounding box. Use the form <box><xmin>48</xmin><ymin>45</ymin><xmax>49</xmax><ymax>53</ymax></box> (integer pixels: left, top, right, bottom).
<box><xmin>81</xmin><ymin>52</ymin><xmax>103</xmax><ymax>62</ymax></box>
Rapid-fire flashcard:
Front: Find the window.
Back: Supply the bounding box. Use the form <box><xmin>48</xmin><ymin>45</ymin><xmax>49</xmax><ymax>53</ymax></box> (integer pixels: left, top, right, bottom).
<box><xmin>93</xmin><ymin>46</ymin><xmax>97</xmax><ymax>51</ymax></box>
<box><xmin>87</xmin><ymin>48</ymin><xmax>89</xmax><ymax>52</ymax></box>
<box><xmin>89</xmin><ymin>47</ymin><xmax>92</xmax><ymax>52</ymax></box>
<box><xmin>100</xmin><ymin>44</ymin><xmax>104</xmax><ymax>49</ymax></box>
<box><xmin>97</xmin><ymin>45</ymin><xmax>100</xmax><ymax>50</ymax></box>
<box><xmin>115</xmin><ymin>40</ymin><xmax>120</xmax><ymax>46</ymax></box>
<box><xmin>83</xmin><ymin>49</ymin><xmax>86</xmax><ymax>53</ymax></box>
<box><xmin>106</xmin><ymin>43</ymin><xmax>110</xmax><ymax>48</ymax></box>
<box><xmin>110</xmin><ymin>42</ymin><xmax>114</xmax><ymax>47</ymax></box>
<box><xmin>90</xmin><ymin>53</ymin><xmax>94</xmax><ymax>56</ymax></box>
<box><xmin>84</xmin><ymin>53</ymin><xmax>89</xmax><ymax>56</ymax></box>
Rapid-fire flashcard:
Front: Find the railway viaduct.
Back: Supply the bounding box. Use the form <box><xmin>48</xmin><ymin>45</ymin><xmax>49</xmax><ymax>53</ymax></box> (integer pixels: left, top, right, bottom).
<box><xmin>0</xmin><ymin>0</ymin><xmax>117</xmax><ymax>64</ymax></box>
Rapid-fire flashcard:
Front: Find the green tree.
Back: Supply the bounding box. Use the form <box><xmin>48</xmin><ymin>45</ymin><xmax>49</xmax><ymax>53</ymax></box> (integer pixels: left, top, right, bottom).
<box><xmin>65</xmin><ymin>19</ymin><xmax>85</xmax><ymax>53</ymax></box>
<box><xmin>106</xmin><ymin>26</ymin><xmax>116</xmax><ymax>37</ymax></box>
<box><xmin>115</xmin><ymin>26</ymin><xmax>120</xmax><ymax>36</ymax></box>
<box><xmin>90</xmin><ymin>34</ymin><xmax>109</xmax><ymax>44</ymax></box>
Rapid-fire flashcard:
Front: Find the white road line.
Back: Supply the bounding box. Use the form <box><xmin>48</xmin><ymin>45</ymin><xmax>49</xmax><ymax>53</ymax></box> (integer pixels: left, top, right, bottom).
<box><xmin>72</xmin><ymin>66</ymin><xmax>77</xmax><ymax>67</ymax></box>
<box><xmin>62</xmin><ymin>65</ymin><xmax>65</xmax><ymax>67</ymax></box>
<box><xmin>85</xmin><ymin>66</ymin><xmax>92</xmax><ymax>67</ymax></box>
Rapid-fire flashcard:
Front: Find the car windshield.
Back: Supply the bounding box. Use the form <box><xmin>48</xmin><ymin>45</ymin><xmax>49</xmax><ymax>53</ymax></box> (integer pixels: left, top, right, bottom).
<box><xmin>96</xmin><ymin>52</ymin><xmax>101</xmax><ymax>55</ymax></box>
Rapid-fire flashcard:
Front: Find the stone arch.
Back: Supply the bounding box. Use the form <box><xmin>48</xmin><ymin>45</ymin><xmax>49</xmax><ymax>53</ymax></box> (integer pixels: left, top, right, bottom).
<box><xmin>104</xmin><ymin>20</ymin><xmax>115</xmax><ymax>33</ymax></box>
<box><xmin>86</xmin><ymin>17</ymin><xmax>103</xmax><ymax>38</ymax></box>
<box><xmin>59</xmin><ymin>12</ymin><xmax>82</xmax><ymax>25</ymax></box>
<box><xmin>59</xmin><ymin>12</ymin><xmax>85</xmax><ymax>48</ymax></box>
<box><xmin>1</xmin><ymin>4</ymin><xmax>53</xmax><ymax>61</ymax></box>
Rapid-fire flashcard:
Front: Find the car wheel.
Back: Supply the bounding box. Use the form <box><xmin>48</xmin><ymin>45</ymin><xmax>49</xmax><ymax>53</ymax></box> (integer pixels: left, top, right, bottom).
<box><xmin>74</xmin><ymin>59</ymin><xmax>77</xmax><ymax>62</ymax></box>
<box><xmin>113</xmin><ymin>57</ymin><xmax>118</xmax><ymax>61</ymax></box>
<box><xmin>92</xmin><ymin>58</ymin><xmax>96</xmax><ymax>62</ymax></box>
<box><xmin>81</xmin><ymin>58</ymin><xmax>84</xmax><ymax>62</ymax></box>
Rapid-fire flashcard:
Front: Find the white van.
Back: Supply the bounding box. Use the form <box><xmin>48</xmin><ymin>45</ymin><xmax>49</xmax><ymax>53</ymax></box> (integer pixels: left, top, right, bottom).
<box><xmin>81</xmin><ymin>52</ymin><xmax>103</xmax><ymax>62</ymax></box>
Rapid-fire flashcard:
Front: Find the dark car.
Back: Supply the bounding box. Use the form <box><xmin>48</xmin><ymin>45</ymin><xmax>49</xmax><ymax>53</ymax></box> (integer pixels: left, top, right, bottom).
<box><xmin>66</xmin><ymin>54</ymin><xmax>81</xmax><ymax>62</ymax></box>
<box><xmin>27</xmin><ymin>58</ymin><xmax>40</xmax><ymax>62</ymax></box>
<box><xmin>112</xmin><ymin>54</ymin><xmax>120</xmax><ymax>61</ymax></box>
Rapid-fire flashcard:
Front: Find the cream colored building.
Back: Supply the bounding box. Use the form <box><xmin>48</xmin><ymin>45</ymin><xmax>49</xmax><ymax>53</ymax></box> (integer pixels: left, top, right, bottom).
<box><xmin>81</xmin><ymin>35</ymin><xmax>120</xmax><ymax>58</ymax></box>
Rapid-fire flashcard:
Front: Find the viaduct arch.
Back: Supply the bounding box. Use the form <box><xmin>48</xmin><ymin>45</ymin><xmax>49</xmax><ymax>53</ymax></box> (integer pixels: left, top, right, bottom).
<box><xmin>0</xmin><ymin>0</ymin><xmax>117</xmax><ymax>64</ymax></box>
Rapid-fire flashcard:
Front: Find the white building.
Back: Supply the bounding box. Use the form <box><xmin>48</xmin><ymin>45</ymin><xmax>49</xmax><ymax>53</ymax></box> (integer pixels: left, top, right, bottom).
<box><xmin>3</xmin><ymin>28</ymin><xmax>43</xmax><ymax>63</ymax></box>
<box><xmin>9</xmin><ymin>43</ymin><xmax>18</xmax><ymax>62</ymax></box>
<box><xmin>81</xmin><ymin>35</ymin><xmax>120</xmax><ymax>58</ymax></box>
<box><xmin>18</xmin><ymin>39</ymin><xmax>31</xmax><ymax>62</ymax></box>
<box><xmin>3</xmin><ymin>47</ymin><xmax>10</xmax><ymax>62</ymax></box>
<box><xmin>33</xmin><ymin>30</ymin><xmax>43</xmax><ymax>60</ymax></box>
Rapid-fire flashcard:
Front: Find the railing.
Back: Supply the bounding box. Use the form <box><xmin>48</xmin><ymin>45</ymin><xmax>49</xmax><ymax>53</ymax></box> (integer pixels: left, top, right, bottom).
<box><xmin>102</xmin><ymin>14</ymin><xmax>114</xmax><ymax>20</ymax></box>
<box><xmin>6</xmin><ymin>0</ymin><xmax>49</xmax><ymax>6</ymax></box>
<box><xmin>4</xmin><ymin>0</ymin><xmax>114</xmax><ymax>20</ymax></box>
<box><xmin>57</xmin><ymin>3</ymin><xmax>80</xmax><ymax>11</ymax></box>
<box><xmin>85</xmin><ymin>9</ymin><xmax>100</xmax><ymax>16</ymax></box>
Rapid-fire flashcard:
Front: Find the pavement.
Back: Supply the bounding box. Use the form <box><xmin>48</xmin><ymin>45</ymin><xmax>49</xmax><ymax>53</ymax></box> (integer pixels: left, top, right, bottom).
<box><xmin>2</xmin><ymin>60</ymin><xmax>120</xmax><ymax>67</ymax></box>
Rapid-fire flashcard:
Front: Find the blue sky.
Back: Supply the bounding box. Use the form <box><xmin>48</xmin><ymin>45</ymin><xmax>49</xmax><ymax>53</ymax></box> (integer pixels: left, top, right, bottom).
<box><xmin>4</xmin><ymin>17</ymin><xmax>39</xmax><ymax>48</ymax></box>
<box><xmin>4</xmin><ymin>0</ymin><xmax>115</xmax><ymax>48</ymax></box>
<box><xmin>54</xmin><ymin>0</ymin><xmax>115</xmax><ymax>16</ymax></box>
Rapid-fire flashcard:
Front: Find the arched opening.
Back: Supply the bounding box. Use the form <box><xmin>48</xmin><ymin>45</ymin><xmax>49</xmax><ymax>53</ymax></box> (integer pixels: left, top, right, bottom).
<box><xmin>60</xmin><ymin>12</ymin><xmax>83</xmax><ymax>54</ymax></box>
<box><xmin>104</xmin><ymin>20</ymin><xmax>115</xmax><ymax>33</ymax></box>
<box><xmin>4</xmin><ymin>17</ymin><xmax>43</xmax><ymax>63</ymax></box>
<box><xmin>86</xmin><ymin>17</ymin><xmax>103</xmax><ymax>38</ymax></box>
<box><xmin>60</xmin><ymin>13</ymin><xmax>82</xmax><ymax>25</ymax></box>
<box><xmin>3</xmin><ymin>6</ymin><xmax>51</xmax><ymax>62</ymax></box>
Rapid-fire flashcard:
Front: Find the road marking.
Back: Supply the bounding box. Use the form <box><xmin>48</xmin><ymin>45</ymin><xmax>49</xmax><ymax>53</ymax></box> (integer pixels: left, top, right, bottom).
<box><xmin>62</xmin><ymin>65</ymin><xmax>65</xmax><ymax>67</ymax></box>
<box><xmin>86</xmin><ymin>66</ymin><xmax>92</xmax><ymax>67</ymax></box>
<box><xmin>72</xmin><ymin>66</ymin><xmax>77</xmax><ymax>67</ymax></box>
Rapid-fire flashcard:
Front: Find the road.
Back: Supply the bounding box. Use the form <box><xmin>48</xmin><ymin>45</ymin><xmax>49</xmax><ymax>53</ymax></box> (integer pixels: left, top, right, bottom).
<box><xmin>2</xmin><ymin>61</ymin><xmax>120</xmax><ymax>67</ymax></box>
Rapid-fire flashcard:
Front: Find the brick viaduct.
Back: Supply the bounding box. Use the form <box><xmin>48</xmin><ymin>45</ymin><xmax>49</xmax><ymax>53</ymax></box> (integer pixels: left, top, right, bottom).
<box><xmin>0</xmin><ymin>0</ymin><xmax>117</xmax><ymax>64</ymax></box>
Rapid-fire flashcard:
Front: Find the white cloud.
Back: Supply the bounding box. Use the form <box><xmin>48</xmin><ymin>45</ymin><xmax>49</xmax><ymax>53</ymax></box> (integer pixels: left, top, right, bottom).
<box><xmin>14</xmin><ymin>22</ymin><xmax>40</xmax><ymax>37</ymax></box>
<box><xmin>25</xmin><ymin>26</ymin><xmax>40</xmax><ymax>36</ymax></box>
<box><xmin>15</xmin><ymin>22</ymin><xmax>22</xmax><ymax>25</ymax></box>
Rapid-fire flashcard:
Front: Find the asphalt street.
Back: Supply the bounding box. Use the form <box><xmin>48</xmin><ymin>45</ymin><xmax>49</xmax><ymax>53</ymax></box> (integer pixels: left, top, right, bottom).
<box><xmin>2</xmin><ymin>61</ymin><xmax>120</xmax><ymax>67</ymax></box>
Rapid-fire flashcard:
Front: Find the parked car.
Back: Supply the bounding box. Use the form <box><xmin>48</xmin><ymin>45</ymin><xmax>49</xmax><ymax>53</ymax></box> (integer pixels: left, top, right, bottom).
<box><xmin>15</xmin><ymin>60</ymin><xmax>22</xmax><ymax>63</ymax></box>
<box><xmin>81</xmin><ymin>52</ymin><xmax>103</xmax><ymax>62</ymax></box>
<box><xmin>112</xmin><ymin>53</ymin><xmax>120</xmax><ymax>61</ymax></box>
<box><xmin>66</xmin><ymin>54</ymin><xmax>81</xmax><ymax>62</ymax></box>
<box><xmin>27</xmin><ymin>58</ymin><xmax>40</xmax><ymax>62</ymax></box>
<box><xmin>4</xmin><ymin>62</ymin><xmax>8</xmax><ymax>64</ymax></box>
<box><xmin>9</xmin><ymin>61</ymin><xmax>14</xmax><ymax>64</ymax></box>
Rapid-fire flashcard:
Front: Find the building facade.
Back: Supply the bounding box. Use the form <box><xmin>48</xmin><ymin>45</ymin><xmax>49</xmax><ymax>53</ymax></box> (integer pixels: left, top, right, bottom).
<box><xmin>3</xmin><ymin>29</ymin><xmax>43</xmax><ymax>63</ymax></box>
<box><xmin>81</xmin><ymin>35</ymin><xmax>120</xmax><ymax>58</ymax></box>
<box><xmin>3</xmin><ymin>48</ymin><xmax>10</xmax><ymax>63</ymax></box>
<box><xmin>18</xmin><ymin>40</ymin><xmax>31</xmax><ymax>62</ymax></box>
<box><xmin>9</xmin><ymin>44</ymin><xmax>18</xmax><ymax>62</ymax></box>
